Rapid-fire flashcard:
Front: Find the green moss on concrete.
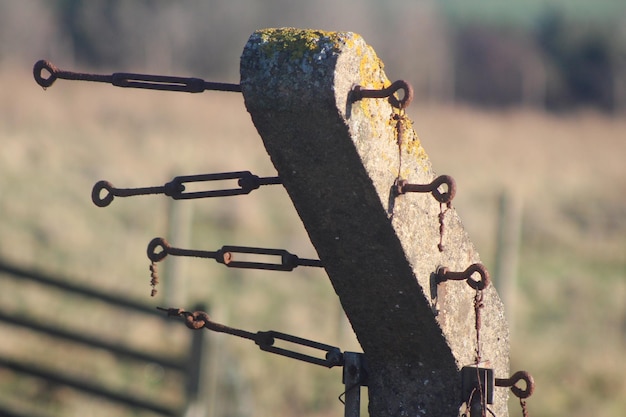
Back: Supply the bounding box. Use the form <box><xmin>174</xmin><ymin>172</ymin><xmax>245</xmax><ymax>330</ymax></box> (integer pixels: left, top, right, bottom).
<box><xmin>255</xmin><ymin>28</ymin><xmax>350</xmax><ymax>62</ymax></box>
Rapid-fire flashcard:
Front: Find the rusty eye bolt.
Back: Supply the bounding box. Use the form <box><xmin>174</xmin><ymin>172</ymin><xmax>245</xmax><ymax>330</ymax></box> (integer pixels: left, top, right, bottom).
<box><xmin>350</xmin><ymin>80</ymin><xmax>414</xmax><ymax>109</ymax></box>
<box><xmin>394</xmin><ymin>175</ymin><xmax>456</xmax><ymax>205</ymax></box>
<box><xmin>436</xmin><ymin>263</ymin><xmax>490</xmax><ymax>291</ymax></box>
<box><xmin>495</xmin><ymin>370</ymin><xmax>535</xmax><ymax>399</ymax></box>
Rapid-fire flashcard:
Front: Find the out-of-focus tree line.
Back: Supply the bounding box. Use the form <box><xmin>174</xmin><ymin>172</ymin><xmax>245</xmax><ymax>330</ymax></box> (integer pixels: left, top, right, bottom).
<box><xmin>2</xmin><ymin>0</ymin><xmax>625</xmax><ymax>112</ymax></box>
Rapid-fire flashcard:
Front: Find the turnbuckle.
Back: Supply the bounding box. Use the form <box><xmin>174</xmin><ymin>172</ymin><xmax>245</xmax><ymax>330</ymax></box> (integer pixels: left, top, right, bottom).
<box><xmin>92</xmin><ymin>171</ymin><xmax>281</xmax><ymax>207</ymax></box>
<box><xmin>33</xmin><ymin>59</ymin><xmax>241</xmax><ymax>93</ymax></box>
<box><xmin>257</xmin><ymin>330</ymin><xmax>344</xmax><ymax>368</ymax></box>
<box><xmin>158</xmin><ymin>308</ymin><xmax>344</xmax><ymax>368</ymax></box>
<box><xmin>147</xmin><ymin>237</ymin><xmax>323</xmax><ymax>271</ymax></box>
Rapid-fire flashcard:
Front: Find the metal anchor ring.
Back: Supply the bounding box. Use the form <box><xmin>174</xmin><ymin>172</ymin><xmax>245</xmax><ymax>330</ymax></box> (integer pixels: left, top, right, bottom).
<box><xmin>184</xmin><ymin>311</ymin><xmax>211</xmax><ymax>330</ymax></box>
<box><xmin>429</xmin><ymin>175</ymin><xmax>457</xmax><ymax>204</ymax></box>
<box><xmin>33</xmin><ymin>60</ymin><xmax>58</xmax><ymax>88</ymax></box>
<box><xmin>147</xmin><ymin>237</ymin><xmax>170</xmax><ymax>263</ymax></box>
<box><xmin>91</xmin><ymin>180</ymin><xmax>116</xmax><ymax>207</ymax></box>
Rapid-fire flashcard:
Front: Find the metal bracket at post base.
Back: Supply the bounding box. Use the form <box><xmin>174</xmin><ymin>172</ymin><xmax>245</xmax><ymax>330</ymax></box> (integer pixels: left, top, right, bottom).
<box><xmin>461</xmin><ymin>366</ymin><xmax>494</xmax><ymax>417</ymax></box>
<box><xmin>342</xmin><ymin>352</ymin><xmax>368</xmax><ymax>417</ymax></box>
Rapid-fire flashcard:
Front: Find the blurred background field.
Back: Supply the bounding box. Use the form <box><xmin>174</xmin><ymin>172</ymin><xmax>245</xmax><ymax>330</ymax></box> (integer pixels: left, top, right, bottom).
<box><xmin>1</xmin><ymin>1</ymin><xmax>625</xmax><ymax>417</ymax></box>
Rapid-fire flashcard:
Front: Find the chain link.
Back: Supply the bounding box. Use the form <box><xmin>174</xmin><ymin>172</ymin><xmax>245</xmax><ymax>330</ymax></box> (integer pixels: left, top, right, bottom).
<box><xmin>149</xmin><ymin>261</ymin><xmax>159</xmax><ymax>297</ymax></box>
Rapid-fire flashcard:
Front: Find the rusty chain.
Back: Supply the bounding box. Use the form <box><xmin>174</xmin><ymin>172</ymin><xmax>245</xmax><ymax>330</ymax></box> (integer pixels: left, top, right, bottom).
<box><xmin>474</xmin><ymin>289</ymin><xmax>485</xmax><ymax>364</ymax></box>
<box><xmin>519</xmin><ymin>399</ymin><xmax>529</xmax><ymax>417</ymax></box>
<box><xmin>473</xmin><ymin>288</ymin><xmax>488</xmax><ymax>417</ymax></box>
<box><xmin>149</xmin><ymin>262</ymin><xmax>159</xmax><ymax>297</ymax></box>
<box><xmin>436</xmin><ymin>202</ymin><xmax>450</xmax><ymax>252</ymax></box>
<box><xmin>394</xmin><ymin>112</ymin><xmax>405</xmax><ymax>178</ymax></box>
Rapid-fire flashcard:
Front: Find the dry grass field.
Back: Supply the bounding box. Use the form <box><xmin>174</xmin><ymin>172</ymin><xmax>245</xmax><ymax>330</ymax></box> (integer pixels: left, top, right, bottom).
<box><xmin>1</xmin><ymin>66</ymin><xmax>625</xmax><ymax>416</ymax></box>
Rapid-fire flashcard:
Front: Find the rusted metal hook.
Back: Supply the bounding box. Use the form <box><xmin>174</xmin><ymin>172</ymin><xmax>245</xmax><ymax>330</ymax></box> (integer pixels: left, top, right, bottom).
<box><xmin>394</xmin><ymin>174</ymin><xmax>456</xmax><ymax>204</ymax></box>
<box><xmin>350</xmin><ymin>80</ymin><xmax>414</xmax><ymax>109</ymax></box>
<box><xmin>436</xmin><ymin>263</ymin><xmax>490</xmax><ymax>290</ymax></box>
<box><xmin>495</xmin><ymin>371</ymin><xmax>535</xmax><ymax>399</ymax></box>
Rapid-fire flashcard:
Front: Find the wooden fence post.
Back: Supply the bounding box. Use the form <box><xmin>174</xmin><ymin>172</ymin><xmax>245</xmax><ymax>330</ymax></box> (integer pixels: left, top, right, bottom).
<box><xmin>240</xmin><ymin>28</ymin><xmax>510</xmax><ymax>417</ymax></box>
<box><xmin>493</xmin><ymin>190</ymin><xmax>523</xmax><ymax>337</ymax></box>
<box><xmin>163</xmin><ymin>195</ymin><xmax>193</xmax><ymax>308</ymax></box>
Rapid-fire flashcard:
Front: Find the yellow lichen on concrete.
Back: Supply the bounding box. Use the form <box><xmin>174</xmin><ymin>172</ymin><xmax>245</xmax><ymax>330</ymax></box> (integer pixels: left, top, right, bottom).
<box><xmin>248</xmin><ymin>27</ymin><xmax>429</xmax><ymax>176</ymax></box>
<box><xmin>355</xmin><ymin>43</ymin><xmax>391</xmax><ymax>120</ymax></box>
<box><xmin>357</xmin><ymin>44</ymin><xmax>387</xmax><ymax>87</ymax></box>
<box><xmin>405</xmin><ymin>133</ymin><xmax>428</xmax><ymax>164</ymax></box>
<box><xmin>401</xmin><ymin>118</ymin><xmax>428</xmax><ymax>163</ymax></box>
<box><xmin>255</xmin><ymin>27</ymin><xmax>350</xmax><ymax>61</ymax></box>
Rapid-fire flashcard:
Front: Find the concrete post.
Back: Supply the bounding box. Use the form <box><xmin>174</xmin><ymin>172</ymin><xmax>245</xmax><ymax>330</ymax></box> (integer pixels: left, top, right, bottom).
<box><xmin>240</xmin><ymin>28</ymin><xmax>509</xmax><ymax>417</ymax></box>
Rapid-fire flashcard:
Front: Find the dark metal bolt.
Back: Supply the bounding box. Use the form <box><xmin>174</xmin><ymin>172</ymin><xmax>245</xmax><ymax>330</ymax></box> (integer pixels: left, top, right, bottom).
<box><xmin>325</xmin><ymin>349</ymin><xmax>345</xmax><ymax>367</ymax></box>
<box><xmin>222</xmin><ymin>252</ymin><xmax>233</xmax><ymax>264</ymax></box>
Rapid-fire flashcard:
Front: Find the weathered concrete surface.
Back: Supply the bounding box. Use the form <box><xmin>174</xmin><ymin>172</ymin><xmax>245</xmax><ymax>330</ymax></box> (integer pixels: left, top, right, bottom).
<box><xmin>240</xmin><ymin>28</ymin><xmax>509</xmax><ymax>417</ymax></box>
